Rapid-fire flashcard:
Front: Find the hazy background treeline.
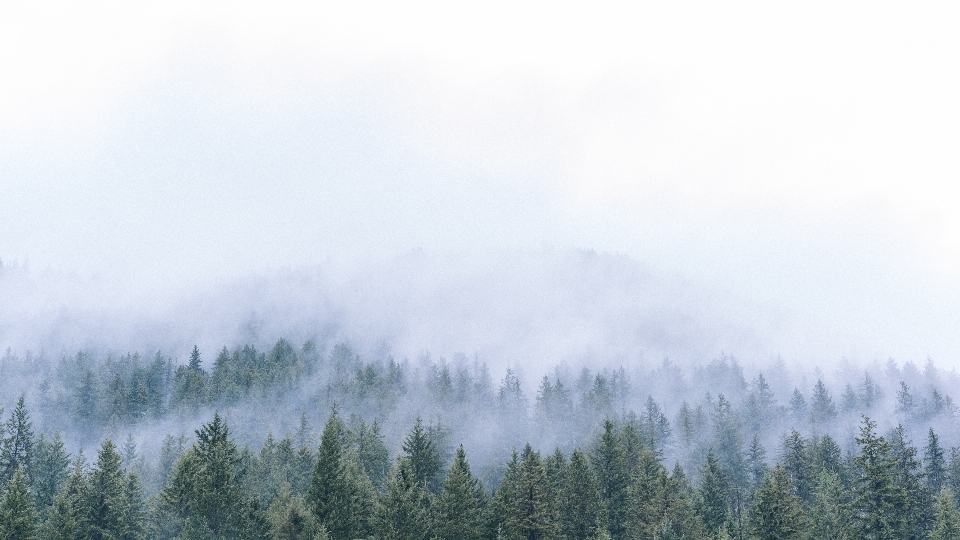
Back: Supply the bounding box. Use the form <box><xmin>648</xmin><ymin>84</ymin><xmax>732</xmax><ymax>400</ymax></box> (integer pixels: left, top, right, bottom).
<box><xmin>1</xmin><ymin>340</ymin><xmax>960</xmax><ymax>539</ymax></box>
<box><xmin>2</xmin><ymin>335</ymin><xmax>959</xmax><ymax>494</ymax></box>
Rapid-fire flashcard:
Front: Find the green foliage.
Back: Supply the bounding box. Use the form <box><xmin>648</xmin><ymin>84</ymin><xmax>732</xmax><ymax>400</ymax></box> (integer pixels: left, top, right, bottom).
<box><xmin>373</xmin><ymin>458</ymin><xmax>432</xmax><ymax>540</ymax></box>
<box><xmin>746</xmin><ymin>464</ymin><xmax>806</xmax><ymax>540</ymax></box>
<box><xmin>591</xmin><ymin>419</ymin><xmax>629</xmax><ymax>540</ymax></box>
<box><xmin>0</xmin><ymin>468</ymin><xmax>37</xmax><ymax>540</ymax></box>
<box><xmin>435</xmin><ymin>446</ymin><xmax>486</xmax><ymax>540</ymax></box>
<box><xmin>41</xmin><ymin>456</ymin><xmax>91</xmax><ymax>540</ymax></box>
<box><xmin>157</xmin><ymin>413</ymin><xmax>267</xmax><ymax>540</ymax></box>
<box><xmin>932</xmin><ymin>488</ymin><xmax>960</xmax><ymax>540</ymax></box>
<box><xmin>696</xmin><ymin>451</ymin><xmax>729</xmax><ymax>535</ymax></box>
<box><xmin>401</xmin><ymin>416</ymin><xmax>444</xmax><ymax>493</ymax></box>
<box><xmin>0</xmin><ymin>395</ymin><xmax>34</xmax><ymax>486</ymax></box>
<box><xmin>306</xmin><ymin>411</ymin><xmax>373</xmax><ymax>540</ymax></box>
<box><xmin>852</xmin><ymin>416</ymin><xmax>906</xmax><ymax>539</ymax></box>
<box><xmin>809</xmin><ymin>468</ymin><xmax>853</xmax><ymax>540</ymax></box>
<box><xmin>266</xmin><ymin>484</ymin><xmax>327</xmax><ymax>540</ymax></box>
<box><xmin>31</xmin><ymin>431</ymin><xmax>70</xmax><ymax>514</ymax></box>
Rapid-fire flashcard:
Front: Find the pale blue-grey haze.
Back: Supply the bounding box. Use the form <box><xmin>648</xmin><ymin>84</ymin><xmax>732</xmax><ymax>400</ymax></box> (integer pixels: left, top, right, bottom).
<box><xmin>2</xmin><ymin>1</ymin><xmax>960</xmax><ymax>370</ymax></box>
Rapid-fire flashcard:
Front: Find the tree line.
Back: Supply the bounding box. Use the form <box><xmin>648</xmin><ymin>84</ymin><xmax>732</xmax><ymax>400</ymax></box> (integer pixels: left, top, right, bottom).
<box><xmin>2</xmin><ymin>393</ymin><xmax>960</xmax><ymax>538</ymax></box>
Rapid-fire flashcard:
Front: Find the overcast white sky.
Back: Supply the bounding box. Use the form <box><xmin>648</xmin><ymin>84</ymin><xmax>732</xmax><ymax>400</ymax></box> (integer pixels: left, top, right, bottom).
<box><xmin>3</xmin><ymin>1</ymin><xmax>960</xmax><ymax>364</ymax></box>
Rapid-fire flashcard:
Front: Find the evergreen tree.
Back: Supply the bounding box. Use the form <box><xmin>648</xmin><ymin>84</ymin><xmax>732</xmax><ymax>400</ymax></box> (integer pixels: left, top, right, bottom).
<box><xmin>591</xmin><ymin>419</ymin><xmax>629</xmax><ymax>540</ymax></box>
<box><xmin>350</xmin><ymin>417</ymin><xmax>390</xmax><ymax>491</ymax></box>
<box><xmin>932</xmin><ymin>488</ymin><xmax>960</xmax><ymax>540</ymax></box>
<box><xmin>401</xmin><ymin>417</ymin><xmax>444</xmax><ymax>493</ymax></box>
<box><xmin>0</xmin><ymin>468</ymin><xmax>36</xmax><ymax>540</ymax></box>
<box><xmin>490</xmin><ymin>451</ymin><xmax>520</xmax><ymax>540</ymax></box>
<box><xmin>41</xmin><ymin>456</ymin><xmax>90</xmax><ymax>540</ymax></box>
<box><xmin>373</xmin><ymin>458</ymin><xmax>432</xmax><ymax>540</ymax></box>
<box><xmin>927</xmin><ymin>429</ymin><xmax>947</xmax><ymax>494</ymax></box>
<box><xmin>88</xmin><ymin>439</ymin><xmax>127</xmax><ymax>540</ymax></box>
<box><xmin>696</xmin><ymin>451</ymin><xmax>728</xmax><ymax>535</ymax></box>
<box><xmin>306</xmin><ymin>411</ymin><xmax>372</xmax><ymax>540</ymax></box>
<box><xmin>435</xmin><ymin>446</ymin><xmax>486</xmax><ymax>540</ymax></box>
<box><xmin>746</xmin><ymin>464</ymin><xmax>806</xmax><ymax>540</ymax></box>
<box><xmin>809</xmin><ymin>379</ymin><xmax>838</xmax><ymax>427</ymax></box>
<box><xmin>0</xmin><ymin>395</ymin><xmax>34</xmax><ymax>486</ymax></box>
<box><xmin>781</xmin><ymin>430</ymin><xmax>813</xmax><ymax>504</ymax></box>
<box><xmin>267</xmin><ymin>483</ymin><xmax>328</xmax><ymax>540</ymax></box>
<box><xmin>889</xmin><ymin>424</ymin><xmax>933</xmax><ymax>539</ymax></box>
<box><xmin>509</xmin><ymin>445</ymin><xmax>558</xmax><ymax>540</ymax></box>
<box><xmin>789</xmin><ymin>389</ymin><xmax>807</xmax><ymax>425</ymax></box>
<box><xmin>31</xmin><ymin>431</ymin><xmax>70</xmax><ymax>514</ymax></box>
<box><xmin>559</xmin><ymin>449</ymin><xmax>601</xmax><ymax>540</ymax></box>
<box><xmin>158</xmin><ymin>413</ymin><xmax>267</xmax><ymax>539</ymax></box>
<box><xmin>852</xmin><ymin>416</ymin><xmax>905</xmax><ymax>539</ymax></box>
<box><xmin>809</xmin><ymin>469</ymin><xmax>853</xmax><ymax>540</ymax></box>
<box><xmin>746</xmin><ymin>434</ymin><xmax>769</xmax><ymax>491</ymax></box>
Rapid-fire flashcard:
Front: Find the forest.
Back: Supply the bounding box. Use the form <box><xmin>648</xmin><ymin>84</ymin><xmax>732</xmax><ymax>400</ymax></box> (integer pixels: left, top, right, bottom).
<box><xmin>1</xmin><ymin>339</ymin><xmax>960</xmax><ymax>539</ymax></box>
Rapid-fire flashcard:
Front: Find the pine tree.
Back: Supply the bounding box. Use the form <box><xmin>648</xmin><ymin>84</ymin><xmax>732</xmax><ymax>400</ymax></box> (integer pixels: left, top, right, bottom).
<box><xmin>746</xmin><ymin>464</ymin><xmax>807</xmax><ymax>540</ymax></box>
<box><xmin>809</xmin><ymin>469</ymin><xmax>853</xmax><ymax>540</ymax></box>
<box><xmin>509</xmin><ymin>445</ymin><xmax>558</xmax><ymax>540</ymax></box>
<box><xmin>490</xmin><ymin>450</ymin><xmax>520</xmax><ymax>540</ymax></box>
<box><xmin>591</xmin><ymin>419</ymin><xmax>629</xmax><ymax>540</ymax></box>
<box><xmin>781</xmin><ymin>430</ymin><xmax>813</xmax><ymax>504</ymax></box>
<box><xmin>889</xmin><ymin>424</ymin><xmax>933</xmax><ymax>539</ymax></box>
<box><xmin>852</xmin><ymin>416</ymin><xmax>905</xmax><ymax>539</ymax></box>
<box><xmin>435</xmin><ymin>446</ymin><xmax>486</xmax><ymax>540</ymax></box>
<box><xmin>927</xmin><ymin>429</ymin><xmax>947</xmax><ymax>494</ymax></box>
<box><xmin>789</xmin><ymin>389</ymin><xmax>807</xmax><ymax>426</ymax></box>
<box><xmin>932</xmin><ymin>488</ymin><xmax>960</xmax><ymax>540</ymax></box>
<box><xmin>559</xmin><ymin>449</ymin><xmax>601</xmax><ymax>540</ymax></box>
<box><xmin>306</xmin><ymin>411</ymin><xmax>372</xmax><ymax>540</ymax></box>
<box><xmin>41</xmin><ymin>456</ymin><xmax>90</xmax><ymax>540</ymax></box>
<box><xmin>267</xmin><ymin>483</ymin><xmax>327</xmax><ymax>540</ymax></box>
<box><xmin>402</xmin><ymin>416</ymin><xmax>444</xmax><ymax>493</ymax></box>
<box><xmin>88</xmin><ymin>439</ymin><xmax>126</xmax><ymax>540</ymax></box>
<box><xmin>746</xmin><ymin>434</ymin><xmax>769</xmax><ymax>491</ymax></box>
<box><xmin>31</xmin><ymin>431</ymin><xmax>70</xmax><ymax>515</ymax></box>
<box><xmin>696</xmin><ymin>451</ymin><xmax>728</xmax><ymax>535</ymax></box>
<box><xmin>158</xmin><ymin>413</ymin><xmax>267</xmax><ymax>539</ymax></box>
<box><xmin>0</xmin><ymin>468</ymin><xmax>36</xmax><ymax>540</ymax></box>
<box><xmin>373</xmin><ymin>458</ymin><xmax>432</xmax><ymax>540</ymax></box>
<box><xmin>809</xmin><ymin>379</ymin><xmax>838</xmax><ymax>427</ymax></box>
<box><xmin>0</xmin><ymin>395</ymin><xmax>34</xmax><ymax>486</ymax></box>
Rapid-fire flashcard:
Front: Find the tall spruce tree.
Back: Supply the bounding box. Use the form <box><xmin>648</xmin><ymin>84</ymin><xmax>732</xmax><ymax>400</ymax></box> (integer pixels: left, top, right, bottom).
<box><xmin>373</xmin><ymin>458</ymin><xmax>432</xmax><ymax>540</ymax></box>
<box><xmin>41</xmin><ymin>455</ymin><xmax>90</xmax><ymax>540</ymax></box>
<box><xmin>88</xmin><ymin>439</ymin><xmax>127</xmax><ymax>540</ymax></box>
<box><xmin>932</xmin><ymin>488</ymin><xmax>960</xmax><ymax>540</ymax></box>
<box><xmin>31</xmin><ymin>431</ymin><xmax>70</xmax><ymax>515</ymax></box>
<box><xmin>0</xmin><ymin>468</ymin><xmax>36</xmax><ymax>540</ymax></box>
<box><xmin>435</xmin><ymin>446</ymin><xmax>486</xmax><ymax>540</ymax></box>
<box><xmin>809</xmin><ymin>468</ymin><xmax>853</xmax><ymax>540</ymax></box>
<box><xmin>306</xmin><ymin>411</ymin><xmax>372</xmax><ymax>540</ymax></box>
<box><xmin>0</xmin><ymin>395</ymin><xmax>34</xmax><ymax>486</ymax></box>
<box><xmin>509</xmin><ymin>445</ymin><xmax>558</xmax><ymax>540</ymax></box>
<box><xmin>746</xmin><ymin>464</ymin><xmax>807</xmax><ymax>540</ymax></box>
<box><xmin>591</xmin><ymin>419</ymin><xmax>629</xmax><ymax>540</ymax></box>
<box><xmin>889</xmin><ymin>424</ymin><xmax>933</xmax><ymax>539</ymax></box>
<box><xmin>559</xmin><ymin>449</ymin><xmax>601</xmax><ymax>540</ymax></box>
<box><xmin>157</xmin><ymin>413</ymin><xmax>267</xmax><ymax>539</ymax></box>
<box><xmin>927</xmin><ymin>429</ymin><xmax>947</xmax><ymax>494</ymax></box>
<box><xmin>852</xmin><ymin>416</ymin><xmax>905</xmax><ymax>539</ymax></box>
<box><xmin>696</xmin><ymin>451</ymin><xmax>729</xmax><ymax>535</ymax></box>
<box><xmin>401</xmin><ymin>417</ymin><xmax>444</xmax><ymax>493</ymax></box>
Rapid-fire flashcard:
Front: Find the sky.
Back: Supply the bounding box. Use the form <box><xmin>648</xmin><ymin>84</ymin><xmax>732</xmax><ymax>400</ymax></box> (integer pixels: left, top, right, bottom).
<box><xmin>3</xmin><ymin>1</ymin><xmax>960</xmax><ymax>366</ymax></box>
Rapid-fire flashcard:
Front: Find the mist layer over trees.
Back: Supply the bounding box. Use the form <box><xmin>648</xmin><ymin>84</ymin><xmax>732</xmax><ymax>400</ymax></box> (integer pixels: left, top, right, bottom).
<box><xmin>1</xmin><ymin>337</ymin><xmax>960</xmax><ymax>538</ymax></box>
<box><xmin>3</xmin><ymin>251</ymin><xmax>960</xmax><ymax>538</ymax></box>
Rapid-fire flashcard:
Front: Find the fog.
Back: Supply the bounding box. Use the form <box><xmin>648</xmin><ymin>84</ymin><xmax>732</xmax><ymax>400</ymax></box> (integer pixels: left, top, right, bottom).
<box><xmin>4</xmin><ymin>2</ymin><xmax>960</xmax><ymax>512</ymax></box>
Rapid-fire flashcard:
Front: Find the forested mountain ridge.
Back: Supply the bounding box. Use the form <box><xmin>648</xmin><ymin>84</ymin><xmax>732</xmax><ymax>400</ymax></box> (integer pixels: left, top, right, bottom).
<box><xmin>1</xmin><ymin>340</ymin><xmax>960</xmax><ymax>538</ymax></box>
